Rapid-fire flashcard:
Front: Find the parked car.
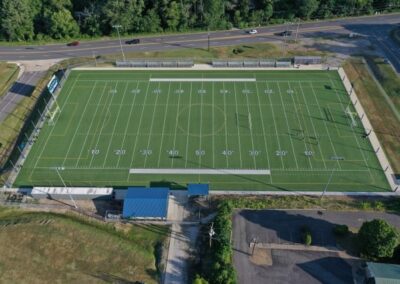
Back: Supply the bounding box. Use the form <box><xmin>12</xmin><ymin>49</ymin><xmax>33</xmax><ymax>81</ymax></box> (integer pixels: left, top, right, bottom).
<box><xmin>125</xmin><ymin>39</ymin><xmax>140</xmax><ymax>44</ymax></box>
<box><xmin>248</xmin><ymin>29</ymin><xmax>258</xmax><ymax>34</ymax></box>
<box><xmin>67</xmin><ymin>41</ymin><xmax>80</xmax><ymax>46</ymax></box>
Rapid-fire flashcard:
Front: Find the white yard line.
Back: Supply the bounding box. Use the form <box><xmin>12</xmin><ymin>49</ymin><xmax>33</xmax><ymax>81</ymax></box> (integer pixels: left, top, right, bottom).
<box><xmin>223</xmin><ymin>82</ymin><xmax>229</xmax><ymax>168</ymax></box>
<box><xmin>128</xmin><ymin>80</ymin><xmax>152</xmax><ymax>170</ymax></box>
<box><xmin>102</xmin><ymin>82</ymin><xmax>130</xmax><ymax>167</ymax></box>
<box><xmin>199</xmin><ymin>81</ymin><xmax>203</xmax><ymax>168</ymax></box>
<box><xmin>309</xmin><ymin>82</ymin><xmax>342</xmax><ymax>170</ymax></box>
<box><xmin>157</xmin><ymin>83</ymin><xmax>172</xmax><ymax>167</ymax></box>
<box><xmin>243</xmin><ymin>82</ymin><xmax>257</xmax><ymax>169</ymax></box>
<box><xmin>254</xmin><ymin>80</ymin><xmax>272</xmax><ymax>182</ymax></box>
<box><xmin>171</xmin><ymin>83</ymin><xmax>182</xmax><ymax>168</ymax></box>
<box><xmin>74</xmin><ymin>82</ymin><xmax>109</xmax><ymax>167</ymax></box>
<box><xmin>116</xmin><ymin>81</ymin><xmax>140</xmax><ymax>168</ymax></box>
<box><xmin>61</xmin><ymin>81</ymin><xmax>100</xmax><ymax>167</ymax></box>
<box><xmin>233</xmin><ymin>82</ymin><xmax>244</xmax><ymax>168</ymax></box>
<box><xmin>149</xmin><ymin>78</ymin><xmax>256</xmax><ymax>82</ymax></box>
<box><xmin>143</xmin><ymin>83</ymin><xmax>161</xmax><ymax>167</ymax></box>
<box><xmin>212</xmin><ymin>82</ymin><xmax>215</xmax><ymax>168</ymax></box>
<box><xmin>88</xmin><ymin>82</ymin><xmax>119</xmax><ymax>168</ymax></box>
<box><xmin>129</xmin><ymin>168</ymin><xmax>271</xmax><ymax>175</ymax></box>
<box><xmin>298</xmin><ymin>82</ymin><xmax>327</xmax><ymax>169</ymax></box>
<box><xmin>276</xmin><ymin>82</ymin><xmax>299</xmax><ymax>169</ymax></box>
<box><xmin>288</xmin><ymin>82</ymin><xmax>313</xmax><ymax>169</ymax></box>
<box><xmin>265</xmin><ymin>81</ymin><xmax>284</xmax><ymax>169</ymax></box>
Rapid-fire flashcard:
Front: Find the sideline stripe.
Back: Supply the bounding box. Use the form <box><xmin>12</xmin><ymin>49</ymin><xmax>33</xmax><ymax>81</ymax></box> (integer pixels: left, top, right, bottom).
<box><xmin>129</xmin><ymin>168</ymin><xmax>270</xmax><ymax>175</ymax></box>
<box><xmin>149</xmin><ymin>78</ymin><xmax>256</xmax><ymax>82</ymax></box>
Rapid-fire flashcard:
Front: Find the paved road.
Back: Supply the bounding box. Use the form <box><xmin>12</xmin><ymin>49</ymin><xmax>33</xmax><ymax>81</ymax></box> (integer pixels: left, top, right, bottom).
<box><xmin>0</xmin><ymin>71</ymin><xmax>44</xmax><ymax>122</ymax></box>
<box><xmin>0</xmin><ymin>13</ymin><xmax>398</xmax><ymax>62</ymax></box>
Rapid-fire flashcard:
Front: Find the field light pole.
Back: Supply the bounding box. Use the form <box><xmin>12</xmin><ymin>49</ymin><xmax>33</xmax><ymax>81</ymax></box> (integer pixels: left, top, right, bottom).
<box><xmin>207</xmin><ymin>29</ymin><xmax>210</xmax><ymax>51</ymax></box>
<box><xmin>295</xmin><ymin>18</ymin><xmax>301</xmax><ymax>43</ymax></box>
<box><xmin>321</xmin><ymin>168</ymin><xmax>335</xmax><ymax>200</ymax></box>
<box><xmin>113</xmin><ymin>25</ymin><xmax>126</xmax><ymax>61</ymax></box>
<box><xmin>55</xmin><ymin>167</ymin><xmax>78</xmax><ymax>209</ymax></box>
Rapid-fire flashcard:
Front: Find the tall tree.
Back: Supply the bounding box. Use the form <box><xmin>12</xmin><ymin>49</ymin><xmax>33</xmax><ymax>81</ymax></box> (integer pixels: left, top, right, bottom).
<box><xmin>47</xmin><ymin>9</ymin><xmax>80</xmax><ymax>38</ymax></box>
<box><xmin>102</xmin><ymin>0</ymin><xmax>144</xmax><ymax>34</ymax></box>
<box><xmin>296</xmin><ymin>0</ymin><xmax>319</xmax><ymax>19</ymax></box>
<box><xmin>0</xmin><ymin>0</ymin><xmax>34</xmax><ymax>41</ymax></box>
<box><xmin>40</xmin><ymin>0</ymin><xmax>79</xmax><ymax>39</ymax></box>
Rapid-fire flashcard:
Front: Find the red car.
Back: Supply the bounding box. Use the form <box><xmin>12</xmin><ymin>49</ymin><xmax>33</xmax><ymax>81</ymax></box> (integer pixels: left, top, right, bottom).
<box><xmin>67</xmin><ymin>41</ymin><xmax>80</xmax><ymax>46</ymax></box>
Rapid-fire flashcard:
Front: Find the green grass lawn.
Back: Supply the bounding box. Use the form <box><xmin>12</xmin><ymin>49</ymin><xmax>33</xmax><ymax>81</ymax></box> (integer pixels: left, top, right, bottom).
<box><xmin>0</xmin><ymin>62</ymin><xmax>19</xmax><ymax>98</ymax></box>
<box><xmin>14</xmin><ymin>69</ymin><xmax>389</xmax><ymax>191</ymax></box>
<box><xmin>0</xmin><ymin>208</ymin><xmax>168</xmax><ymax>283</ymax></box>
<box><xmin>344</xmin><ymin>58</ymin><xmax>400</xmax><ymax>174</ymax></box>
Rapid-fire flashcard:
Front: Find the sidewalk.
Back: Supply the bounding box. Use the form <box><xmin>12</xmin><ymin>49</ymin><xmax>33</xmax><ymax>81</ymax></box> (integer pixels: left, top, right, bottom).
<box><xmin>164</xmin><ymin>191</ymin><xmax>199</xmax><ymax>284</ymax></box>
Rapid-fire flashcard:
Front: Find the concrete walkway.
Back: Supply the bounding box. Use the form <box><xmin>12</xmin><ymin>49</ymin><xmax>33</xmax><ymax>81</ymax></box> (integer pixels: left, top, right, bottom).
<box><xmin>164</xmin><ymin>191</ymin><xmax>198</xmax><ymax>284</ymax></box>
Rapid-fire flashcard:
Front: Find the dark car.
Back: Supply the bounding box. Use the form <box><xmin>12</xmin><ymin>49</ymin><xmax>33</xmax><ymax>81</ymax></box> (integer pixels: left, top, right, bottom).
<box><xmin>125</xmin><ymin>39</ymin><xmax>140</xmax><ymax>44</ymax></box>
<box><xmin>67</xmin><ymin>41</ymin><xmax>80</xmax><ymax>46</ymax></box>
<box><xmin>276</xmin><ymin>30</ymin><xmax>292</xmax><ymax>37</ymax></box>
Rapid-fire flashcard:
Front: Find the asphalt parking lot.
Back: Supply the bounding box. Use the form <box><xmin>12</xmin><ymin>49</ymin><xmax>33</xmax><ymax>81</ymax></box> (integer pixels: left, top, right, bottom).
<box><xmin>232</xmin><ymin>209</ymin><xmax>400</xmax><ymax>284</ymax></box>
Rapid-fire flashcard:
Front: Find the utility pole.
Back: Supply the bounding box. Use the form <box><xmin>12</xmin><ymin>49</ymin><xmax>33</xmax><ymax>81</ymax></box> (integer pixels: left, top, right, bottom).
<box><xmin>209</xmin><ymin>222</ymin><xmax>216</xmax><ymax>248</ymax></box>
<box><xmin>208</xmin><ymin>33</ymin><xmax>210</xmax><ymax>51</ymax></box>
<box><xmin>295</xmin><ymin>18</ymin><xmax>301</xmax><ymax>43</ymax></box>
<box><xmin>55</xmin><ymin>167</ymin><xmax>78</xmax><ymax>209</ymax></box>
<box><xmin>113</xmin><ymin>25</ymin><xmax>125</xmax><ymax>61</ymax></box>
<box><xmin>251</xmin><ymin>237</ymin><xmax>258</xmax><ymax>255</ymax></box>
<box><xmin>92</xmin><ymin>51</ymin><xmax>97</xmax><ymax>67</ymax></box>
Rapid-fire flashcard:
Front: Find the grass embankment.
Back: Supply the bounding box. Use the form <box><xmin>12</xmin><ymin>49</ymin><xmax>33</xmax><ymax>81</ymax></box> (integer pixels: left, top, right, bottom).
<box><xmin>0</xmin><ymin>62</ymin><xmax>19</xmax><ymax>98</ymax></box>
<box><xmin>343</xmin><ymin>58</ymin><xmax>400</xmax><ymax>174</ymax></box>
<box><xmin>212</xmin><ymin>195</ymin><xmax>400</xmax><ymax>213</ymax></box>
<box><xmin>0</xmin><ymin>71</ymin><xmax>51</xmax><ymax>184</ymax></box>
<box><xmin>0</xmin><ymin>207</ymin><xmax>168</xmax><ymax>283</ymax></box>
<box><xmin>103</xmin><ymin>42</ymin><xmax>328</xmax><ymax>63</ymax></box>
<box><xmin>365</xmin><ymin>56</ymin><xmax>400</xmax><ymax>113</ymax></box>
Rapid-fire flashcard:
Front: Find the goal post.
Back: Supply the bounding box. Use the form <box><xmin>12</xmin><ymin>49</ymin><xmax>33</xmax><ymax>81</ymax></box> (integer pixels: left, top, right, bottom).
<box><xmin>48</xmin><ymin>105</ymin><xmax>61</xmax><ymax>126</ymax></box>
<box><xmin>345</xmin><ymin>106</ymin><xmax>357</xmax><ymax>127</ymax></box>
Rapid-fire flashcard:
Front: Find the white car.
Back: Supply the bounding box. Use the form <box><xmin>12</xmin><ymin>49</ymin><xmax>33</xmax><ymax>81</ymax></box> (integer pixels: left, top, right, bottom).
<box><xmin>248</xmin><ymin>29</ymin><xmax>258</xmax><ymax>34</ymax></box>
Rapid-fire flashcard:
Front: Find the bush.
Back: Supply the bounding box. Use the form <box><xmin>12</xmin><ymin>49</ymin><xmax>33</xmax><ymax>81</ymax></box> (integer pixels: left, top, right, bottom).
<box><xmin>358</xmin><ymin>219</ymin><xmax>399</xmax><ymax>260</ymax></box>
<box><xmin>300</xmin><ymin>225</ymin><xmax>312</xmax><ymax>245</ymax></box>
<box><xmin>303</xmin><ymin>232</ymin><xmax>312</xmax><ymax>245</ymax></box>
<box><xmin>232</xmin><ymin>48</ymin><xmax>244</xmax><ymax>54</ymax></box>
<box><xmin>333</xmin><ymin>225</ymin><xmax>349</xmax><ymax>237</ymax></box>
<box><xmin>193</xmin><ymin>275</ymin><xmax>209</xmax><ymax>284</ymax></box>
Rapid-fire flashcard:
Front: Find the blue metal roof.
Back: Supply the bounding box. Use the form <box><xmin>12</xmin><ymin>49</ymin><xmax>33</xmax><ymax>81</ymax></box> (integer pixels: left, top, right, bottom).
<box><xmin>123</xmin><ymin>187</ymin><xmax>169</xmax><ymax>218</ymax></box>
<box><xmin>188</xmin><ymin>184</ymin><xmax>209</xmax><ymax>196</ymax></box>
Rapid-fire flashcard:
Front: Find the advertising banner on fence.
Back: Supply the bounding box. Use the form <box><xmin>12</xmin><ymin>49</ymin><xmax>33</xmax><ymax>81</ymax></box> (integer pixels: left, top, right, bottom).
<box><xmin>47</xmin><ymin>75</ymin><xmax>59</xmax><ymax>94</ymax></box>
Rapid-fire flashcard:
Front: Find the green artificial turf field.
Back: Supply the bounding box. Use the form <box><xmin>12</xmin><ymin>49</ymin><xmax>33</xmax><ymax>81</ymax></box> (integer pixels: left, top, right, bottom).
<box><xmin>14</xmin><ymin>69</ymin><xmax>390</xmax><ymax>191</ymax></box>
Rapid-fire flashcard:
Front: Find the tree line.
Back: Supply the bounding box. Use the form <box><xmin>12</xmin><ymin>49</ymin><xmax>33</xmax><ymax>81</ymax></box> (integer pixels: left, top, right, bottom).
<box><xmin>0</xmin><ymin>0</ymin><xmax>399</xmax><ymax>41</ymax></box>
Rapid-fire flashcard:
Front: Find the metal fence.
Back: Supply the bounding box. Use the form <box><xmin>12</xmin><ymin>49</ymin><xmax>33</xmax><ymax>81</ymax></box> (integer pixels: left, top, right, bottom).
<box><xmin>212</xmin><ymin>59</ymin><xmax>292</xmax><ymax>68</ymax></box>
<box><xmin>294</xmin><ymin>56</ymin><xmax>323</xmax><ymax>65</ymax></box>
<box><xmin>116</xmin><ymin>59</ymin><xmax>194</xmax><ymax>68</ymax></box>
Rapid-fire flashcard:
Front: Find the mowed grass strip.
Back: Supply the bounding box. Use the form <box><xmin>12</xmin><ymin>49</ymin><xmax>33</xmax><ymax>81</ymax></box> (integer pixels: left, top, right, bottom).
<box><xmin>0</xmin><ymin>208</ymin><xmax>168</xmax><ymax>283</ymax></box>
<box><xmin>14</xmin><ymin>70</ymin><xmax>389</xmax><ymax>191</ymax></box>
<box><xmin>344</xmin><ymin>58</ymin><xmax>400</xmax><ymax>174</ymax></box>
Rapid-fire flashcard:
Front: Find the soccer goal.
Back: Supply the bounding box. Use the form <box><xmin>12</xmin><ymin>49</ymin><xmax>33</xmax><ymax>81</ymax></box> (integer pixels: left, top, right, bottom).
<box><xmin>345</xmin><ymin>106</ymin><xmax>358</xmax><ymax>127</ymax></box>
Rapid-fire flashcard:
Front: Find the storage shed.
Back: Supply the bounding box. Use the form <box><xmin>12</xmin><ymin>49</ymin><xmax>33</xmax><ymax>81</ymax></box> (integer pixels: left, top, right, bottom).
<box><xmin>122</xmin><ymin>187</ymin><xmax>169</xmax><ymax>219</ymax></box>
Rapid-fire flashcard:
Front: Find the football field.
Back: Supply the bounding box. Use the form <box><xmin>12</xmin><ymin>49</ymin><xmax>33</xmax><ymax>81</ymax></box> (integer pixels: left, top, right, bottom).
<box><xmin>15</xmin><ymin>69</ymin><xmax>390</xmax><ymax>191</ymax></box>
